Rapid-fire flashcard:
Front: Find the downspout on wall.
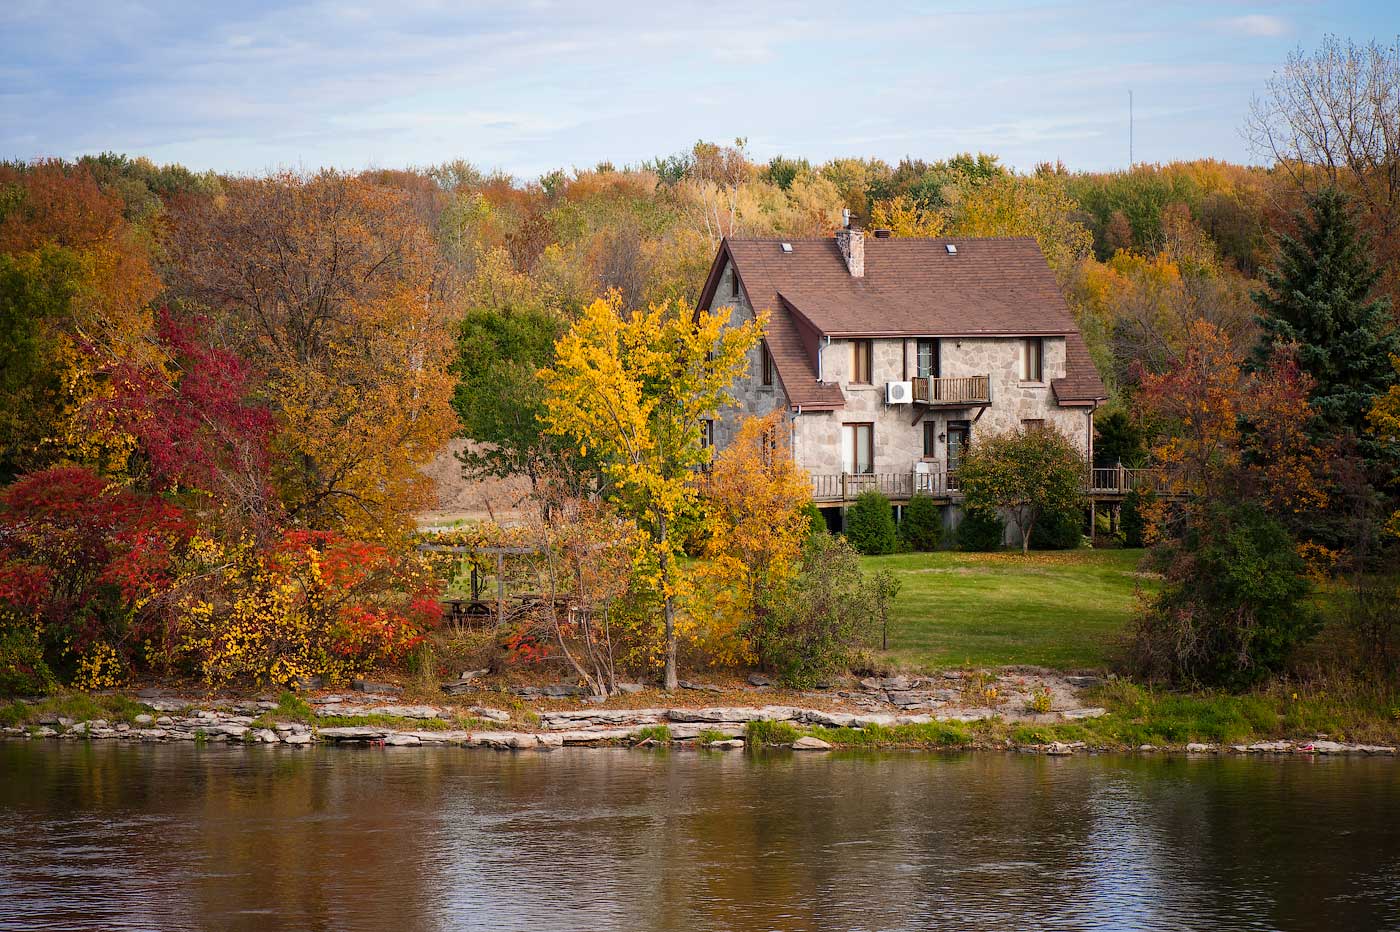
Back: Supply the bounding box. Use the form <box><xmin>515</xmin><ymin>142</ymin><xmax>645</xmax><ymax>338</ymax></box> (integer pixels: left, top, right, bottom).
<box><xmin>816</xmin><ymin>335</ymin><xmax>832</xmax><ymax>382</ymax></box>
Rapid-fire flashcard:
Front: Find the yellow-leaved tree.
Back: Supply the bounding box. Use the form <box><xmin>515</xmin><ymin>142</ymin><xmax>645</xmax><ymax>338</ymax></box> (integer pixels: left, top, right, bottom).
<box><xmin>538</xmin><ymin>293</ymin><xmax>761</xmax><ymax>689</ymax></box>
<box><xmin>693</xmin><ymin>411</ymin><xmax>813</xmax><ymax>665</ymax></box>
<box><xmin>1369</xmin><ymin>357</ymin><xmax>1400</xmax><ymax>537</ymax></box>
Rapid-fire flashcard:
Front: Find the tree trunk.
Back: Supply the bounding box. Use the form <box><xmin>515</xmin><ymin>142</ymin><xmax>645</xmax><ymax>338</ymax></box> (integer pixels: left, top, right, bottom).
<box><xmin>658</xmin><ymin>520</ymin><xmax>678</xmax><ymax>691</ymax></box>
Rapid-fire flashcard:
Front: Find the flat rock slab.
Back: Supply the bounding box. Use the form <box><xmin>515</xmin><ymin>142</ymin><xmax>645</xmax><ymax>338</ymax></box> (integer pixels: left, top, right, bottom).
<box><xmin>468</xmin><ymin>731</ymin><xmax>557</xmax><ymax>750</ymax></box>
<box><xmin>315</xmin><ymin>705</ymin><xmax>443</xmax><ymax>720</ymax></box>
<box><xmin>792</xmin><ymin>736</ymin><xmax>833</xmax><ymax>750</ymax></box>
<box><xmin>318</xmin><ymin>726</ymin><xmax>391</xmax><ymax>741</ymax></box>
<box><xmin>1060</xmin><ymin>707</ymin><xmax>1107</xmax><ymax>720</ymax></box>
<box><xmin>541</xmin><ymin>708</ymin><xmax>667</xmax><ymax>729</ymax></box>
<box><xmin>666</xmin><ymin>706</ymin><xmax>802</xmax><ymax>724</ymax></box>
<box><xmin>351</xmin><ymin>679</ymin><xmax>404</xmax><ymax>696</ymax></box>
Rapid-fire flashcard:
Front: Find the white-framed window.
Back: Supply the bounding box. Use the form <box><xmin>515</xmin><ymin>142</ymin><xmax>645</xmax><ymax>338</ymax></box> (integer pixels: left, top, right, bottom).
<box><xmin>1020</xmin><ymin>338</ymin><xmax>1044</xmax><ymax>382</ymax></box>
<box><xmin>916</xmin><ymin>339</ymin><xmax>939</xmax><ymax>378</ymax></box>
<box><xmin>842</xmin><ymin>423</ymin><xmax>874</xmax><ymax>475</ymax></box>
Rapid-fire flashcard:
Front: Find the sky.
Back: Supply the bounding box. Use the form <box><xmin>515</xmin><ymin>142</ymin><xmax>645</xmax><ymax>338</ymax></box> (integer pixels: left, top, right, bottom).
<box><xmin>1</xmin><ymin>1</ymin><xmax>1395</xmax><ymax>180</ymax></box>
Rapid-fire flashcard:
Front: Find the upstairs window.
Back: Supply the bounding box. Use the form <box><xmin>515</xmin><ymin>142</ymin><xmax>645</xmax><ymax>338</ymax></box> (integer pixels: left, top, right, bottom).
<box><xmin>700</xmin><ymin>419</ymin><xmax>714</xmax><ymax>449</ymax></box>
<box><xmin>761</xmin><ymin>342</ymin><xmax>774</xmax><ymax>387</ymax></box>
<box><xmin>916</xmin><ymin>339</ymin><xmax>939</xmax><ymax>379</ymax></box>
<box><xmin>730</xmin><ymin>267</ymin><xmax>742</xmax><ymax>299</ymax></box>
<box><xmin>851</xmin><ymin>340</ymin><xmax>873</xmax><ymax>384</ymax></box>
<box><xmin>1021</xmin><ymin>338</ymin><xmax>1044</xmax><ymax>382</ymax></box>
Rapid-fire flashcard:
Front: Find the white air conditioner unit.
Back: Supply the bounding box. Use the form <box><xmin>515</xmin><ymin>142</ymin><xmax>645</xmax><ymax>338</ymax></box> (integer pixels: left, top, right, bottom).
<box><xmin>885</xmin><ymin>381</ymin><xmax>912</xmax><ymax>404</ymax></box>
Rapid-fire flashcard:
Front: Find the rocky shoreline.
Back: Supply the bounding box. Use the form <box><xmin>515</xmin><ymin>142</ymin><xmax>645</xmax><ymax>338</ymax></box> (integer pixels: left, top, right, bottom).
<box><xmin>4</xmin><ymin>690</ymin><xmax>1397</xmax><ymax>757</ymax></box>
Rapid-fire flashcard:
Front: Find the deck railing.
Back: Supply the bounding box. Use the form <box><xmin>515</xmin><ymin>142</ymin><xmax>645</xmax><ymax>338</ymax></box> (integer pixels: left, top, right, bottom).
<box><xmin>812</xmin><ymin>465</ymin><xmax>1174</xmax><ymax>503</ymax></box>
<box><xmin>911</xmin><ymin>375</ymin><xmax>991</xmax><ymax>406</ymax></box>
<box><xmin>1087</xmin><ymin>466</ymin><xmax>1174</xmax><ymax>496</ymax></box>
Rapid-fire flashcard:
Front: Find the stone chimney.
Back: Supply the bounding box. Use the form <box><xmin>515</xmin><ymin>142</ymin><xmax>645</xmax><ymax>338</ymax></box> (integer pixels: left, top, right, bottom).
<box><xmin>835</xmin><ymin>226</ymin><xmax>864</xmax><ymax>278</ymax></box>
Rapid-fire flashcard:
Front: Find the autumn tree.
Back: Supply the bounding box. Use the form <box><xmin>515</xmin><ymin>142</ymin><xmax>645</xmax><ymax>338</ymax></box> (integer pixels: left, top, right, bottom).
<box><xmin>956</xmin><ymin>426</ymin><xmax>1086</xmax><ymax>554</ymax></box>
<box><xmin>1369</xmin><ymin>361</ymin><xmax>1400</xmax><ymax>538</ymax></box>
<box><xmin>167</xmin><ymin>170</ymin><xmax>457</xmax><ymax>538</ymax></box>
<box><xmin>1131</xmin><ymin>322</ymin><xmax>1331</xmax><ymax>685</ymax></box>
<box><xmin>538</xmin><ymin>294</ymin><xmax>761</xmax><ymax>689</ymax></box>
<box><xmin>946</xmin><ymin>169</ymin><xmax>1094</xmax><ymax>279</ymax></box>
<box><xmin>1142</xmin><ymin>321</ymin><xmax>1329</xmax><ymax>531</ymax></box>
<box><xmin>694</xmin><ymin>411</ymin><xmax>813</xmax><ymax>663</ymax></box>
<box><xmin>0</xmin><ymin>160</ymin><xmax>162</xmax><ymax>478</ymax></box>
<box><xmin>101</xmin><ymin>310</ymin><xmax>277</xmax><ymax>533</ymax></box>
<box><xmin>1246</xmin><ymin>36</ymin><xmax>1400</xmax><ymax>297</ymax></box>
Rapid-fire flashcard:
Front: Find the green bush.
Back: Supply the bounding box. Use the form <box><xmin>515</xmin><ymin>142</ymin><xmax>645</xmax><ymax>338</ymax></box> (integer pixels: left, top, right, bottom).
<box><xmin>900</xmin><ymin>493</ymin><xmax>943</xmax><ymax>551</ymax></box>
<box><xmin>957</xmin><ymin>507</ymin><xmax>1004</xmax><ymax>551</ymax></box>
<box><xmin>0</xmin><ymin>627</ymin><xmax>57</xmax><ymax>696</ymax></box>
<box><xmin>803</xmin><ymin>502</ymin><xmax>828</xmax><ymax>539</ymax></box>
<box><xmin>1130</xmin><ymin>502</ymin><xmax>1318</xmax><ymax>689</ymax></box>
<box><xmin>1120</xmin><ymin>489</ymin><xmax>1149</xmax><ymax>548</ymax></box>
<box><xmin>753</xmin><ymin>534</ymin><xmax>897</xmax><ymax>687</ymax></box>
<box><xmin>1030</xmin><ymin>506</ymin><xmax>1082</xmax><ymax>550</ymax></box>
<box><xmin>844</xmin><ymin>490</ymin><xmax>898</xmax><ymax>555</ymax></box>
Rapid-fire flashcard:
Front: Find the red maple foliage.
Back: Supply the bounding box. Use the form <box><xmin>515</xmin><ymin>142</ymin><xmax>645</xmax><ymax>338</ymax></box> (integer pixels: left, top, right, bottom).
<box><xmin>102</xmin><ymin>309</ymin><xmax>276</xmax><ymax>526</ymax></box>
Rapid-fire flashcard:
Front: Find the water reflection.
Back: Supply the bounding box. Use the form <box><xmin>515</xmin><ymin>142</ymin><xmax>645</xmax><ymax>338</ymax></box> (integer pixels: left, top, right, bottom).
<box><xmin>1</xmin><ymin>743</ymin><xmax>1397</xmax><ymax>931</ymax></box>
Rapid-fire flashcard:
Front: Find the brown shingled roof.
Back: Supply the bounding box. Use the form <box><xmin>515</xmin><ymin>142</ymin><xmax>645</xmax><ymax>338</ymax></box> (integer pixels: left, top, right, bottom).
<box><xmin>705</xmin><ymin>235</ymin><xmax>1106</xmax><ymax>409</ymax></box>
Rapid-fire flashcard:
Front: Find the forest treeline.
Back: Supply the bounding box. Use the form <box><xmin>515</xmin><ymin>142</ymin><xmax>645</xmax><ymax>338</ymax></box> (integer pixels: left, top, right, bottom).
<box><xmin>2</xmin><ymin>35</ymin><xmax>1399</xmax><ymax>693</ymax></box>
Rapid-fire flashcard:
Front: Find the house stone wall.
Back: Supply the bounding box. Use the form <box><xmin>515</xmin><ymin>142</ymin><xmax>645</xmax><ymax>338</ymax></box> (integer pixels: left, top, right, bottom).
<box><xmin>706</xmin><ymin>260</ymin><xmax>787</xmax><ymax>450</ymax></box>
<box><xmin>793</xmin><ymin>336</ymin><xmax>1092</xmax><ymax>477</ymax></box>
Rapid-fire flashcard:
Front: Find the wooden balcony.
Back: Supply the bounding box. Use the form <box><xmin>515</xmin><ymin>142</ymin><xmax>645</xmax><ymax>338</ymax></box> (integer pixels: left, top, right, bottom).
<box><xmin>911</xmin><ymin>375</ymin><xmax>991</xmax><ymax>406</ymax></box>
<box><xmin>811</xmin><ymin>466</ymin><xmax>1179</xmax><ymax>504</ymax></box>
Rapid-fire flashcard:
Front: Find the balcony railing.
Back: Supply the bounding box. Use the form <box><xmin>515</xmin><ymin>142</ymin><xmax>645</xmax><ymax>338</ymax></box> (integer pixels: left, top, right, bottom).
<box><xmin>811</xmin><ymin>465</ymin><xmax>1176</xmax><ymax>503</ymax></box>
<box><xmin>911</xmin><ymin>375</ymin><xmax>991</xmax><ymax>406</ymax></box>
<box><xmin>1087</xmin><ymin>466</ymin><xmax>1175</xmax><ymax>496</ymax></box>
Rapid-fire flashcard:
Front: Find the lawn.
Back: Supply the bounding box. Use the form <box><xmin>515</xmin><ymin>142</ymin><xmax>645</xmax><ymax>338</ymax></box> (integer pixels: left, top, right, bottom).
<box><xmin>863</xmin><ymin>548</ymin><xmax>1154</xmax><ymax>672</ymax></box>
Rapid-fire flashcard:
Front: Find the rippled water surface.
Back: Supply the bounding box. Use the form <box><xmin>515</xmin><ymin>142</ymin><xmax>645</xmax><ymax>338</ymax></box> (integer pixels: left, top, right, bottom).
<box><xmin>2</xmin><ymin>742</ymin><xmax>1399</xmax><ymax>931</ymax></box>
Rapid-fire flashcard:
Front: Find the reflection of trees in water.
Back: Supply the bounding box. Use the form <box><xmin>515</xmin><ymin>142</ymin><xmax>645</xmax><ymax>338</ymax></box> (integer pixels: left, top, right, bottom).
<box><xmin>1098</xmin><ymin>756</ymin><xmax>1400</xmax><ymax>931</ymax></box>
<box><xmin>5</xmin><ymin>744</ymin><xmax>1400</xmax><ymax>932</ymax></box>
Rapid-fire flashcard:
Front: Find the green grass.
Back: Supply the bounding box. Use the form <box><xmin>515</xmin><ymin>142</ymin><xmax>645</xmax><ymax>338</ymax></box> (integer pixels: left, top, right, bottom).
<box><xmin>0</xmin><ymin>692</ymin><xmax>153</xmax><ymax>727</ymax></box>
<box><xmin>634</xmin><ymin>724</ymin><xmax>673</xmax><ymax>743</ymax></box>
<box><xmin>863</xmin><ymin>548</ymin><xmax>1155</xmax><ymax>670</ymax></box>
<box><xmin>745</xmin><ymin>720</ymin><xmax>800</xmax><ymax>746</ymax></box>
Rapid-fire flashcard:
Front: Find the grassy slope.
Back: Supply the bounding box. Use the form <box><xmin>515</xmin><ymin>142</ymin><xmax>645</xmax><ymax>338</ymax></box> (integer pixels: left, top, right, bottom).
<box><xmin>864</xmin><ymin>548</ymin><xmax>1153</xmax><ymax>671</ymax></box>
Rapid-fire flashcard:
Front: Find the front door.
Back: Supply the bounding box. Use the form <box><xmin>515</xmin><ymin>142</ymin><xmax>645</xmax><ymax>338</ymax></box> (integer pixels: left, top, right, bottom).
<box><xmin>946</xmin><ymin>421</ymin><xmax>970</xmax><ymax>473</ymax></box>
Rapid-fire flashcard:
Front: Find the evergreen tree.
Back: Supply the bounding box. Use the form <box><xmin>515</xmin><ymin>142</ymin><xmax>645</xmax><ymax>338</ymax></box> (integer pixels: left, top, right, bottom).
<box><xmin>1252</xmin><ymin>187</ymin><xmax>1398</xmax><ymax>450</ymax></box>
<box><xmin>844</xmin><ymin>490</ymin><xmax>898</xmax><ymax>555</ymax></box>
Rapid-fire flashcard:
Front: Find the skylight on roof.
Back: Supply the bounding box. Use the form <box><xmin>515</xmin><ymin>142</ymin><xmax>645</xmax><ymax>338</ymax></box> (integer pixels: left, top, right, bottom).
<box><xmin>780</xmin><ymin>242</ymin><xmax>793</xmax><ymax>253</ymax></box>
<box><xmin>945</xmin><ymin>244</ymin><xmax>958</xmax><ymax>255</ymax></box>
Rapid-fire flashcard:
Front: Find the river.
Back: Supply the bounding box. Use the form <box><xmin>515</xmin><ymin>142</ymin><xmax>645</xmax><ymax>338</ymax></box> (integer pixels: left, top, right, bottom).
<box><xmin>1</xmin><ymin>741</ymin><xmax>1398</xmax><ymax>931</ymax></box>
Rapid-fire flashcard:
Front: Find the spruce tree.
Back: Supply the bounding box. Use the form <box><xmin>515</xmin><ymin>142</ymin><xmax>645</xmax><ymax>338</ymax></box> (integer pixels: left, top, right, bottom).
<box><xmin>1252</xmin><ymin>187</ymin><xmax>1398</xmax><ymax>449</ymax></box>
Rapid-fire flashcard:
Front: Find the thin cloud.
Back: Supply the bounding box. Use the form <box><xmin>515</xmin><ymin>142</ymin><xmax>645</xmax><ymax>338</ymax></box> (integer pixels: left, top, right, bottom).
<box><xmin>1219</xmin><ymin>14</ymin><xmax>1290</xmax><ymax>38</ymax></box>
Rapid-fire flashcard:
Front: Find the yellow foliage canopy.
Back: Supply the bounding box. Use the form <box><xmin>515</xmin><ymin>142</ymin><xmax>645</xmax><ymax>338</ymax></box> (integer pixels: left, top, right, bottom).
<box><xmin>692</xmin><ymin>411</ymin><xmax>813</xmax><ymax>664</ymax></box>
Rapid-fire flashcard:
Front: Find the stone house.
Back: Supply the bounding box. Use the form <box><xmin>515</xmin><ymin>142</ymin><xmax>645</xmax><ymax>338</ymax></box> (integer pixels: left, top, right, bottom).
<box><xmin>696</xmin><ymin>227</ymin><xmax>1108</xmax><ymax>521</ymax></box>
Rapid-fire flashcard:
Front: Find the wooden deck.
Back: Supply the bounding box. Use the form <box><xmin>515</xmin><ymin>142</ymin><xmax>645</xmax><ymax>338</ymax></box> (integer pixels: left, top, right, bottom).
<box><xmin>811</xmin><ymin>465</ymin><xmax>1179</xmax><ymax>505</ymax></box>
<box><xmin>912</xmin><ymin>375</ymin><xmax>991</xmax><ymax>406</ymax></box>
